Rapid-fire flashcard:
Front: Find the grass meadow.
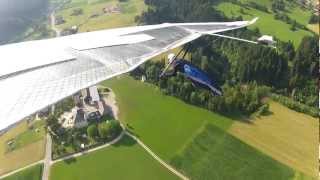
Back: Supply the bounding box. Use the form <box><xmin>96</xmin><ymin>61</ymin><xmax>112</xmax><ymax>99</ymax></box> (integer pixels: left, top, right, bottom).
<box><xmin>2</xmin><ymin>164</ymin><xmax>43</xmax><ymax>180</ymax></box>
<box><xmin>50</xmin><ymin>135</ymin><xmax>179</xmax><ymax>180</ymax></box>
<box><xmin>216</xmin><ymin>1</ymin><xmax>313</xmax><ymax>48</ymax></box>
<box><xmin>56</xmin><ymin>0</ymin><xmax>146</xmax><ymax>32</ymax></box>
<box><xmin>229</xmin><ymin>101</ymin><xmax>318</xmax><ymax>178</ymax></box>
<box><xmin>171</xmin><ymin>124</ymin><xmax>297</xmax><ymax>180</ymax></box>
<box><xmin>102</xmin><ymin>76</ymin><xmax>234</xmax><ymax>161</ymax></box>
<box><xmin>0</xmin><ymin>121</ymin><xmax>45</xmax><ymax>175</ymax></box>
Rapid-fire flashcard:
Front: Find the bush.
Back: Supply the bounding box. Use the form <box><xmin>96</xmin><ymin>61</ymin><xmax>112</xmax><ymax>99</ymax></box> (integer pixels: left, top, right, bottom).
<box><xmin>87</xmin><ymin>124</ymin><xmax>98</xmax><ymax>140</ymax></box>
<box><xmin>271</xmin><ymin>94</ymin><xmax>319</xmax><ymax>117</ymax></box>
<box><xmin>98</xmin><ymin>120</ymin><xmax>122</xmax><ymax>140</ymax></box>
<box><xmin>257</xmin><ymin>104</ymin><xmax>270</xmax><ymax>116</ymax></box>
<box><xmin>309</xmin><ymin>14</ymin><xmax>319</xmax><ymax>24</ymax></box>
<box><xmin>98</xmin><ymin>123</ymin><xmax>111</xmax><ymax>140</ymax></box>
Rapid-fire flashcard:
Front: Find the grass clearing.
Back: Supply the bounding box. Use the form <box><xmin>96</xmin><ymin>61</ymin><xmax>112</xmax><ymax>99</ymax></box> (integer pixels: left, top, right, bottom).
<box><xmin>171</xmin><ymin>124</ymin><xmax>297</xmax><ymax>180</ymax></box>
<box><xmin>50</xmin><ymin>135</ymin><xmax>179</xmax><ymax>180</ymax></box>
<box><xmin>0</xmin><ymin>121</ymin><xmax>45</xmax><ymax>175</ymax></box>
<box><xmin>229</xmin><ymin>101</ymin><xmax>318</xmax><ymax>178</ymax></box>
<box><xmin>102</xmin><ymin>76</ymin><xmax>234</xmax><ymax>161</ymax></box>
<box><xmin>2</xmin><ymin>164</ymin><xmax>43</xmax><ymax>180</ymax></box>
<box><xmin>216</xmin><ymin>2</ymin><xmax>313</xmax><ymax>47</ymax></box>
<box><xmin>56</xmin><ymin>0</ymin><xmax>146</xmax><ymax>32</ymax></box>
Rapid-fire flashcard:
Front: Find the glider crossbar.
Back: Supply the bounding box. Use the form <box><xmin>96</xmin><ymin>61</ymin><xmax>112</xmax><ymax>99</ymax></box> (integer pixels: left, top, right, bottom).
<box><xmin>207</xmin><ymin>33</ymin><xmax>258</xmax><ymax>44</ymax></box>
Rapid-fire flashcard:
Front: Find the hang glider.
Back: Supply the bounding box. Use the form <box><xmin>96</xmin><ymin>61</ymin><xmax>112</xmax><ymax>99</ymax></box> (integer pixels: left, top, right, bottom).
<box><xmin>0</xmin><ymin>18</ymin><xmax>259</xmax><ymax>131</ymax></box>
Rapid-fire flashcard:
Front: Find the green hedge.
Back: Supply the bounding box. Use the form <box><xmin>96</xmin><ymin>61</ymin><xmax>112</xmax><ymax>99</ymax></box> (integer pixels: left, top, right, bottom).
<box><xmin>271</xmin><ymin>94</ymin><xmax>319</xmax><ymax>117</ymax></box>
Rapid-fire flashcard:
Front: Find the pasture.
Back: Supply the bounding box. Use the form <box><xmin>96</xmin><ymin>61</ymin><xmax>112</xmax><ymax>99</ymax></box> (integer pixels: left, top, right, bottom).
<box><xmin>216</xmin><ymin>2</ymin><xmax>313</xmax><ymax>47</ymax></box>
<box><xmin>229</xmin><ymin>101</ymin><xmax>318</xmax><ymax>178</ymax></box>
<box><xmin>56</xmin><ymin>0</ymin><xmax>146</xmax><ymax>32</ymax></box>
<box><xmin>50</xmin><ymin>135</ymin><xmax>179</xmax><ymax>180</ymax></box>
<box><xmin>2</xmin><ymin>164</ymin><xmax>43</xmax><ymax>180</ymax></box>
<box><xmin>0</xmin><ymin>120</ymin><xmax>45</xmax><ymax>175</ymax></box>
<box><xmin>171</xmin><ymin>124</ymin><xmax>297</xmax><ymax>180</ymax></box>
<box><xmin>102</xmin><ymin>76</ymin><xmax>234</xmax><ymax>161</ymax></box>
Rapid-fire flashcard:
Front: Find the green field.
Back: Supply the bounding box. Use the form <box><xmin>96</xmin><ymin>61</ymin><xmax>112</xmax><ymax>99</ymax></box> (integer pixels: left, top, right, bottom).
<box><xmin>56</xmin><ymin>0</ymin><xmax>146</xmax><ymax>32</ymax></box>
<box><xmin>103</xmin><ymin>76</ymin><xmax>316</xmax><ymax>180</ymax></box>
<box><xmin>0</xmin><ymin>121</ymin><xmax>45</xmax><ymax>175</ymax></box>
<box><xmin>229</xmin><ymin>101</ymin><xmax>318</xmax><ymax>178</ymax></box>
<box><xmin>2</xmin><ymin>164</ymin><xmax>43</xmax><ymax>180</ymax></box>
<box><xmin>50</xmin><ymin>135</ymin><xmax>179</xmax><ymax>180</ymax></box>
<box><xmin>308</xmin><ymin>24</ymin><xmax>319</xmax><ymax>34</ymax></box>
<box><xmin>171</xmin><ymin>124</ymin><xmax>296</xmax><ymax>180</ymax></box>
<box><xmin>6</xmin><ymin>120</ymin><xmax>46</xmax><ymax>153</ymax></box>
<box><xmin>103</xmin><ymin>76</ymin><xmax>234</xmax><ymax>161</ymax></box>
<box><xmin>216</xmin><ymin>1</ymin><xmax>313</xmax><ymax>47</ymax></box>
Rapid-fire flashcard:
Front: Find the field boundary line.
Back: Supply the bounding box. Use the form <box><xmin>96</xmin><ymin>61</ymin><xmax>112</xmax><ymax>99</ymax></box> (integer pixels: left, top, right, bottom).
<box><xmin>125</xmin><ymin>131</ymin><xmax>189</xmax><ymax>180</ymax></box>
<box><xmin>51</xmin><ymin>131</ymin><xmax>125</xmax><ymax>164</ymax></box>
<box><xmin>0</xmin><ymin>160</ymin><xmax>43</xmax><ymax>179</ymax></box>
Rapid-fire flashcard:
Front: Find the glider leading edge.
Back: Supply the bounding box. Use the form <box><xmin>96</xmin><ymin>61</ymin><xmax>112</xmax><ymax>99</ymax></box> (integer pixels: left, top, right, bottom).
<box><xmin>0</xmin><ymin>17</ymin><xmax>273</xmax><ymax>131</ymax></box>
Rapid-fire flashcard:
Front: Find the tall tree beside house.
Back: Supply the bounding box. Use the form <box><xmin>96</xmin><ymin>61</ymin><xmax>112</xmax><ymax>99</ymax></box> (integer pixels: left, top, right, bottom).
<box><xmin>87</xmin><ymin>124</ymin><xmax>98</xmax><ymax>140</ymax></box>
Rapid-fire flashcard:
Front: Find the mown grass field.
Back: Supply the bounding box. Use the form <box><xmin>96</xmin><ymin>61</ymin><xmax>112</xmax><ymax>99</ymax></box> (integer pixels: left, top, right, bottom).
<box><xmin>0</xmin><ymin>121</ymin><xmax>45</xmax><ymax>175</ymax></box>
<box><xmin>308</xmin><ymin>24</ymin><xmax>319</xmax><ymax>34</ymax></box>
<box><xmin>56</xmin><ymin>0</ymin><xmax>146</xmax><ymax>32</ymax></box>
<box><xmin>102</xmin><ymin>76</ymin><xmax>234</xmax><ymax>161</ymax></box>
<box><xmin>216</xmin><ymin>1</ymin><xmax>313</xmax><ymax>47</ymax></box>
<box><xmin>2</xmin><ymin>164</ymin><xmax>43</xmax><ymax>180</ymax></box>
<box><xmin>50</xmin><ymin>135</ymin><xmax>179</xmax><ymax>180</ymax></box>
<box><xmin>171</xmin><ymin>124</ymin><xmax>297</xmax><ymax>180</ymax></box>
<box><xmin>103</xmin><ymin>77</ymin><xmax>315</xmax><ymax>180</ymax></box>
<box><xmin>229</xmin><ymin>101</ymin><xmax>318</xmax><ymax>178</ymax></box>
<box><xmin>7</xmin><ymin>120</ymin><xmax>46</xmax><ymax>153</ymax></box>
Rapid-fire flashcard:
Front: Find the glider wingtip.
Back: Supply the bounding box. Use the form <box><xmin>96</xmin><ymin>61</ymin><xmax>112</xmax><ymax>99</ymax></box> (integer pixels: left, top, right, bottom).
<box><xmin>249</xmin><ymin>17</ymin><xmax>259</xmax><ymax>25</ymax></box>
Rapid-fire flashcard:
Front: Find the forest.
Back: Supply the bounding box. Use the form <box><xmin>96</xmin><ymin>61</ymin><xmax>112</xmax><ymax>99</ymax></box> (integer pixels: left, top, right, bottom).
<box><xmin>132</xmin><ymin>0</ymin><xmax>319</xmax><ymax>118</ymax></box>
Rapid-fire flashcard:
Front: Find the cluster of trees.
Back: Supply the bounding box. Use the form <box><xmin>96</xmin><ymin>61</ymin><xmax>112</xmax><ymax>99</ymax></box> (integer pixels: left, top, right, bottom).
<box><xmin>289</xmin><ymin>36</ymin><xmax>318</xmax><ymax>106</ymax></box>
<box><xmin>46</xmin><ymin>97</ymin><xmax>122</xmax><ymax>158</ymax></box>
<box><xmin>248</xmin><ymin>2</ymin><xmax>269</xmax><ymax>13</ymax></box>
<box><xmin>136</xmin><ymin>0</ymin><xmax>224</xmax><ymax>24</ymax></box>
<box><xmin>132</xmin><ymin>62</ymin><xmax>270</xmax><ymax>116</ymax></box>
<box><xmin>135</xmin><ymin>0</ymin><xmax>318</xmax><ymax>117</ymax></box>
<box><xmin>274</xmin><ymin>13</ymin><xmax>306</xmax><ymax>31</ymax></box>
<box><xmin>54</xmin><ymin>97</ymin><xmax>75</xmax><ymax>118</ymax></box>
<box><xmin>87</xmin><ymin>120</ymin><xmax>122</xmax><ymax>141</ymax></box>
<box><xmin>271</xmin><ymin>94</ymin><xmax>318</xmax><ymax>117</ymax></box>
<box><xmin>271</xmin><ymin>0</ymin><xmax>285</xmax><ymax>12</ymax></box>
<box><xmin>309</xmin><ymin>14</ymin><xmax>319</xmax><ymax>24</ymax></box>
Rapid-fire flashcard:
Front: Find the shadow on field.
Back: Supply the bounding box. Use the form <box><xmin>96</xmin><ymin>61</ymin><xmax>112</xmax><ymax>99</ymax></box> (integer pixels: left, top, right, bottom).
<box><xmin>225</xmin><ymin>112</ymin><xmax>254</xmax><ymax>125</ymax></box>
<box><xmin>64</xmin><ymin>157</ymin><xmax>77</xmax><ymax>164</ymax></box>
<box><xmin>112</xmin><ymin>134</ymin><xmax>136</xmax><ymax>148</ymax></box>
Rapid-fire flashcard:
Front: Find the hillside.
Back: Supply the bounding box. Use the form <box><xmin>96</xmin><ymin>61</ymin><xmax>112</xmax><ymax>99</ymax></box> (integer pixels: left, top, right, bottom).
<box><xmin>215</xmin><ymin>0</ymin><xmax>315</xmax><ymax>47</ymax></box>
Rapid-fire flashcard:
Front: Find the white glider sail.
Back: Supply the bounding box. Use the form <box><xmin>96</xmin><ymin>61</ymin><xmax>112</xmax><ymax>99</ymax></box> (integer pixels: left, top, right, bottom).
<box><xmin>0</xmin><ymin>18</ymin><xmax>257</xmax><ymax>131</ymax></box>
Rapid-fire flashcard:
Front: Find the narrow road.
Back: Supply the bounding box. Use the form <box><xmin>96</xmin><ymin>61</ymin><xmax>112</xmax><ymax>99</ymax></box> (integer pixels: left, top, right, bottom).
<box><xmin>42</xmin><ymin>134</ymin><xmax>52</xmax><ymax>180</ymax></box>
<box><xmin>103</xmin><ymin>88</ymin><xmax>189</xmax><ymax>180</ymax></box>
<box><xmin>0</xmin><ymin>89</ymin><xmax>189</xmax><ymax>180</ymax></box>
<box><xmin>52</xmin><ymin>131</ymin><xmax>125</xmax><ymax>164</ymax></box>
<box><xmin>0</xmin><ymin>160</ymin><xmax>43</xmax><ymax>179</ymax></box>
<box><xmin>125</xmin><ymin>132</ymin><xmax>189</xmax><ymax>180</ymax></box>
<box><xmin>50</xmin><ymin>12</ymin><xmax>61</xmax><ymax>37</ymax></box>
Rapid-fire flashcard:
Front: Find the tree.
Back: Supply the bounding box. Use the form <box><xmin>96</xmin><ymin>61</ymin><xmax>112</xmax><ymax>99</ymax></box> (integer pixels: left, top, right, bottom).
<box><xmin>309</xmin><ymin>14</ymin><xmax>319</xmax><ymax>24</ymax></box>
<box><xmin>290</xmin><ymin>20</ymin><xmax>297</xmax><ymax>31</ymax></box>
<box><xmin>87</xmin><ymin>124</ymin><xmax>98</xmax><ymax>140</ymax></box>
<box><xmin>109</xmin><ymin>120</ymin><xmax>122</xmax><ymax>137</ymax></box>
<box><xmin>272</xmin><ymin>0</ymin><xmax>285</xmax><ymax>12</ymax></box>
<box><xmin>98</xmin><ymin>120</ymin><xmax>122</xmax><ymax>140</ymax></box>
<box><xmin>98</xmin><ymin>123</ymin><xmax>111</xmax><ymax>140</ymax></box>
<box><xmin>290</xmin><ymin>36</ymin><xmax>319</xmax><ymax>88</ymax></box>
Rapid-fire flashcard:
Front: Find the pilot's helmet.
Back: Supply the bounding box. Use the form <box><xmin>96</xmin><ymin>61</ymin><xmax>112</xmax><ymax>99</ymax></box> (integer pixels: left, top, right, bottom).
<box><xmin>168</xmin><ymin>53</ymin><xmax>175</xmax><ymax>64</ymax></box>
